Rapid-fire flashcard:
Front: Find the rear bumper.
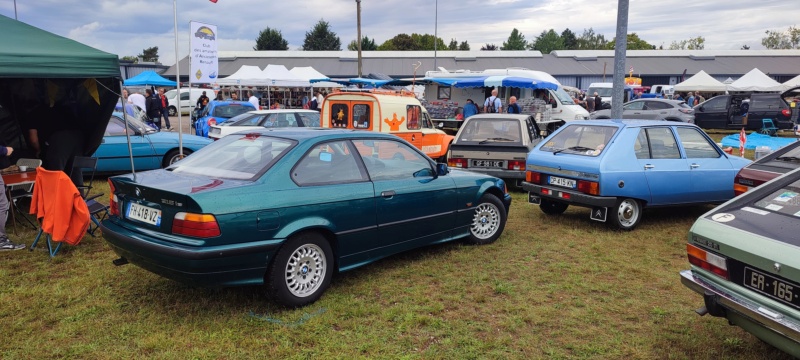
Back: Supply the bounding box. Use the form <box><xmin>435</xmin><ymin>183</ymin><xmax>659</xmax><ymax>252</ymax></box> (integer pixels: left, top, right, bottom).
<box><xmin>100</xmin><ymin>219</ymin><xmax>282</xmax><ymax>287</ymax></box>
<box><xmin>467</xmin><ymin>168</ymin><xmax>525</xmax><ymax>179</ymax></box>
<box><xmin>521</xmin><ymin>182</ymin><xmax>617</xmax><ymax>208</ymax></box>
<box><xmin>680</xmin><ymin>269</ymin><xmax>800</xmax><ymax>356</ymax></box>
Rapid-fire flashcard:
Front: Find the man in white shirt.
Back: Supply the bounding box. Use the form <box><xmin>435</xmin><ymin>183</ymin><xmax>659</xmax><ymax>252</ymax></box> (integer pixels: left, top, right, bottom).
<box><xmin>316</xmin><ymin>92</ymin><xmax>324</xmax><ymax>109</ymax></box>
<box><xmin>484</xmin><ymin>89</ymin><xmax>502</xmax><ymax>113</ymax></box>
<box><xmin>248</xmin><ymin>91</ymin><xmax>260</xmax><ymax>110</ymax></box>
<box><xmin>128</xmin><ymin>91</ymin><xmax>146</xmax><ymax>112</ymax></box>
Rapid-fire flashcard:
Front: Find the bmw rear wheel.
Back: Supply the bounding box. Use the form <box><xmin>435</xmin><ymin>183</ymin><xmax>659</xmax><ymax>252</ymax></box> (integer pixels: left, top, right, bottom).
<box><xmin>268</xmin><ymin>232</ymin><xmax>333</xmax><ymax>307</ymax></box>
<box><xmin>609</xmin><ymin>198</ymin><xmax>642</xmax><ymax>230</ymax></box>
<box><xmin>465</xmin><ymin>194</ymin><xmax>507</xmax><ymax>245</ymax></box>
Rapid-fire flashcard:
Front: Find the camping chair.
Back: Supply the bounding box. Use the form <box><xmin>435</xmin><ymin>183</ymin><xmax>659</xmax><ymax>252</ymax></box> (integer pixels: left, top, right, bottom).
<box><xmin>760</xmin><ymin>119</ymin><xmax>779</xmax><ymax>136</ymax></box>
<box><xmin>7</xmin><ymin>158</ymin><xmax>41</xmax><ymax>231</ymax></box>
<box><xmin>69</xmin><ymin>156</ymin><xmax>109</xmax><ymax>237</ymax></box>
<box><xmin>29</xmin><ymin>167</ymin><xmax>90</xmax><ymax>257</ymax></box>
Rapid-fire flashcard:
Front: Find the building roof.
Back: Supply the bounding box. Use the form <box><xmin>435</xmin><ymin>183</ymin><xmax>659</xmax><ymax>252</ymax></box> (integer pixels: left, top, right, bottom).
<box><xmin>161</xmin><ymin>50</ymin><xmax>800</xmax><ymax>80</ymax></box>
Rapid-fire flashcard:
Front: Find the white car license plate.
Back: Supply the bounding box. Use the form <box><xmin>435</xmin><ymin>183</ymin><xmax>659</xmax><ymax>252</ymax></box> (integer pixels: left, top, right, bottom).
<box><xmin>548</xmin><ymin>176</ymin><xmax>576</xmax><ymax>188</ymax></box>
<box><xmin>471</xmin><ymin>160</ymin><xmax>504</xmax><ymax>168</ymax></box>
<box><xmin>210</xmin><ymin>127</ymin><xmax>220</xmax><ymax>135</ymax></box>
<box><xmin>126</xmin><ymin>202</ymin><xmax>162</xmax><ymax>226</ymax></box>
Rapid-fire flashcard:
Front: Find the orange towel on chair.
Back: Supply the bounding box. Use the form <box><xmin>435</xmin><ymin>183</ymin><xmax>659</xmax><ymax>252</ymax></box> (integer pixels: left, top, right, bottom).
<box><xmin>29</xmin><ymin>168</ymin><xmax>90</xmax><ymax>245</ymax></box>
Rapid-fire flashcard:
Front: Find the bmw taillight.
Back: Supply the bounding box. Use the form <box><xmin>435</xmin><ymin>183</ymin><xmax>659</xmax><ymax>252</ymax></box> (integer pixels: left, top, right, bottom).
<box><xmin>526</xmin><ymin>171</ymin><xmax>541</xmax><ymax>184</ymax></box>
<box><xmin>507</xmin><ymin>160</ymin><xmax>525</xmax><ymax>171</ymax></box>
<box><xmin>576</xmin><ymin>180</ymin><xmax>600</xmax><ymax>195</ymax></box>
<box><xmin>448</xmin><ymin>158</ymin><xmax>468</xmax><ymax>168</ymax></box>
<box><xmin>781</xmin><ymin>109</ymin><xmax>791</xmax><ymax>117</ymax></box>
<box><xmin>108</xmin><ymin>179</ymin><xmax>119</xmax><ymax>216</ymax></box>
<box><xmin>208</xmin><ymin>117</ymin><xmax>217</xmax><ymax>126</ymax></box>
<box><xmin>687</xmin><ymin>243</ymin><xmax>729</xmax><ymax>279</ymax></box>
<box><xmin>172</xmin><ymin>212</ymin><xmax>221</xmax><ymax>238</ymax></box>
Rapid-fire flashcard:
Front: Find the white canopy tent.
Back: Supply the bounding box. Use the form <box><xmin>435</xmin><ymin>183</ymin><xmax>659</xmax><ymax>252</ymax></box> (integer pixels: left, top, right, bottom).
<box><xmin>216</xmin><ymin>65</ymin><xmax>270</xmax><ymax>86</ymax></box>
<box><xmin>727</xmin><ymin>68</ymin><xmax>787</xmax><ymax>92</ymax></box>
<box><xmin>289</xmin><ymin>66</ymin><xmax>343</xmax><ymax>88</ymax></box>
<box><xmin>783</xmin><ymin>74</ymin><xmax>800</xmax><ymax>88</ymax></box>
<box><xmin>673</xmin><ymin>70</ymin><xmax>727</xmax><ymax>92</ymax></box>
<box><xmin>262</xmin><ymin>64</ymin><xmax>310</xmax><ymax>87</ymax></box>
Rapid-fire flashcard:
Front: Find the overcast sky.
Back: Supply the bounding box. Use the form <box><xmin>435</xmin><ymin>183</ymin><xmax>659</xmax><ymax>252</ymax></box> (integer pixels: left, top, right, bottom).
<box><xmin>1</xmin><ymin>0</ymin><xmax>796</xmax><ymax>65</ymax></box>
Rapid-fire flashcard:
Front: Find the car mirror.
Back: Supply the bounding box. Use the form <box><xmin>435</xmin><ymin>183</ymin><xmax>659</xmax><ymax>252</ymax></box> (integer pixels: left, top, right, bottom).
<box><xmin>436</xmin><ymin>163</ymin><xmax>449</xmax><ymax>176</ymax></box>
<box><xmin>319</xmin><ymin>151</ymin><xmax>332</xmax><ymax>162</ymax></box>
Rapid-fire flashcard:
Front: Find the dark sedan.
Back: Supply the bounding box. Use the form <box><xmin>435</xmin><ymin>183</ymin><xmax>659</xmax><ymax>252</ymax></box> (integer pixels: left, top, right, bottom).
<box><xmin>734</xmin><ymin>141</ymin><xmax>800</xmax><ymax>196</ymax></box>
<box><xmin>101</xmin><ymin>129</ymin><xmax>511</xmax><ymax>307</ymax></box>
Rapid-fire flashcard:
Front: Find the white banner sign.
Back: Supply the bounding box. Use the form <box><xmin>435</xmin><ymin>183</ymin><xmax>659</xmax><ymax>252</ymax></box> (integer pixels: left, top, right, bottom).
<box><xmin>189</xmin><ymin>21</ymin><xmax>218</xmax><ymax>84</ymax></box>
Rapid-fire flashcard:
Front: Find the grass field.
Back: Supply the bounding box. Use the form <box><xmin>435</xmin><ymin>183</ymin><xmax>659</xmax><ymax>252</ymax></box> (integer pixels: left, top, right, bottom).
<box><xmin>1</xmin><ymin>132</ymin><xmax>795</xmax><ymax>359</ymax></box>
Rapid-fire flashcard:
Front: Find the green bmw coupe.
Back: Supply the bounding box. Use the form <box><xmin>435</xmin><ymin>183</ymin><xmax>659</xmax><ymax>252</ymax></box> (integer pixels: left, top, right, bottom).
<box><xmin>101</xmin><ymin>128</ymin><xmax>511</xmax><ymax>307</ymax></box>
<box><xmin>681</xmin><ymin>166</ymin><xmax>800</xmax><ymax>357</ymax></box>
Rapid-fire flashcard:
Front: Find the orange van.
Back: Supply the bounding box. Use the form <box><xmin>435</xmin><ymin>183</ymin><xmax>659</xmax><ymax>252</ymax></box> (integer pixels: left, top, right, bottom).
<box><xmin>320</xmin><ymin>89</ymin><xmax>453</xmax><ymax>161</ymax></box>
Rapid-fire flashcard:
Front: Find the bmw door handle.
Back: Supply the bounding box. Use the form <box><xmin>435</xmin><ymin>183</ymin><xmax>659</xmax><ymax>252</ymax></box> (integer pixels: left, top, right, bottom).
<box><xmin>381</xmin><ymin>190</ymin><xmax>396</xmax><ymax>198</ymax></box>
<box><xmin>644</xmin><ymin>164</ymin><xmax>654</xmax><ymax>169</ymax></box>
<box><xmin>690</xmin><ymin>163</ymin><xmax>700</xmax><ymax>169</ymax></box>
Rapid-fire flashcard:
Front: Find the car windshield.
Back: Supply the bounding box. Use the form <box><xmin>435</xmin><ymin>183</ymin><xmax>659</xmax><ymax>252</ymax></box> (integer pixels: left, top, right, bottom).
<box><xmin>116</xmin><ymin>106</ymin><xmax>157</xmax><ymax>134</ymax></box>
<box><xmin>552</xmin><ymin>88</ymin><xmax>576</xmax><ymax>105</ymax></box>
<box><xmin>457</xmin><ymin>118</ymin><xmax>523</xmax><ymax>144</ymax></box>
<box><xmin>589</xmin><ymin>87</ymin><xmax>613</xmax><ymax>98</ymax></box>
<box><xmin>539</xmin><ymin>124</ymin><xmax>618</xmax><ymax>157</ymax></box>
<box><xmin>753</xmin><ymin>175</ymin><xmax>800</xmax><ymax>217</ymax></box>
<box><xmin>212</xmin><ymin>104</ymin><xmax>253</xmax><ymax>118</ymax></box>
<box><xmin>224</xmin><ymin>112</ymin><xmax>259</xmax><ymax>126</ymax></box>
<box><xmin>168</xmin><ymin>134</ymin><xmax>295</xmax><ymax>180</ymax></box>
<box><xmin>764</xmin><ymin>143</ymin><xmax>800</xmax><ymax>170</ymax></box>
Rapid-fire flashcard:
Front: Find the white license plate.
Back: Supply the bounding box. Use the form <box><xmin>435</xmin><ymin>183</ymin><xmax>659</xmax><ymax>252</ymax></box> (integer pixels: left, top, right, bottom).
<box><xmin>126</xmin><ymin>202</ymin><xmax>162</xmax><ymax>226</ymax></box>
<box><xmin>210</xmin><ymin>127</ymin><xmax>220</xmax><ymax>135</ymax></box>
<box><xmin>548</xmin><ymin>176</ymin><xmax>576</xmax><ymax>188</ymax></box>
<box><xmin>471</xmin><ymin>160</ymin><xmax>504</xmax><ymax>168</ymax></box>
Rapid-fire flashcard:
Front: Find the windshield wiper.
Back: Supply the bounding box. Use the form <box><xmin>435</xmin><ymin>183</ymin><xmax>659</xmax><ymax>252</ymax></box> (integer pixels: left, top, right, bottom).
<box><xmin>552</xmin><ymin>146</ymin><xmax>594</xmax><ymax>155</ymax></box>
<box><xmin>776</xmin><ymin>156</ymin><xmax>800</xmax><ymax>162</ymax></box>
<box><xmin>478</xmin><ymin>137</ymin><xmax>515</xmax><ymax>144</ymax></box>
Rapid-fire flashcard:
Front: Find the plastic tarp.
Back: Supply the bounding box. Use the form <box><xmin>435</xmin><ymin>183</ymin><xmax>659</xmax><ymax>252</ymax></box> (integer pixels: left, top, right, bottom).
<box><xmin>727</xmin><ymin>68</ymin><xmax>787</xmax><ymax>92</ymax></box>
<box><xmin>0</xmin><ymin>15</ymin><xmax>120</xmax><ymax>158</ymax></box>
<box><xmin>123</xmin><ymin>70</ymin><xmax>176</xmax><ymax>87</ymax></box>
<box><xmin>673</xmin><ymin>70</ymin><xmax>727</xmax><ymax>92</ymax></box>
<box><xmin>452</xmin><ymin>76</ymin><xmax>559</xmax><ymax>90</ymax></box>
<box><xmin>721</xmin><ymin>132</ymin><xmax>798</xmax><ymax>150</ymax></box>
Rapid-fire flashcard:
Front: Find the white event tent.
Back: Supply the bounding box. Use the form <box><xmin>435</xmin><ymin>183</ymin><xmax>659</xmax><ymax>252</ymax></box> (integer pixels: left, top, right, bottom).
<box><xmin>783</xmin><ymin>74</ymin><xmax>800</xmax><ymax>89</ymax></box>
<box><xmin>290</xmin><ymin>66</ymin><xmax>343</xmax><ymax>88</ymax></box>
<box><xmin>216</xmin><ymin>65</ymin><xmax>269</xmax><ymax>86</ymax></box>
<box><xmin>727</xmin><ymin>68</ymin><xmax>787</xmax><ymax>92</ymax></box>
<box><xmin>262</xmin><ymin>64</ymin><xmax>310</xmax><ymax>87</ymax></box>
<box><xmin>673</xmin><ymin>70</ymin><xmax>727</xmax><ymax>92</ymax></box>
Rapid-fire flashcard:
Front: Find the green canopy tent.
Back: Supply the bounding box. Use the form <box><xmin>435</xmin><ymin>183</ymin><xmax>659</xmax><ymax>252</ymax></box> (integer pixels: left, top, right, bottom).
<box><xmin>0</xmin><ymin>14</ymin><xmax>121</xmax><ymax>165</ymax></box>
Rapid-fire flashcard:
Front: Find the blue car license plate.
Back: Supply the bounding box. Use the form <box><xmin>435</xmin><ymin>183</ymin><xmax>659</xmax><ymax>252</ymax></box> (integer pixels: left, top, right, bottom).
<box><xmin>548</xmin><ymin>176</ymin><xmax>576</xmax><ymax>189</ymax></box>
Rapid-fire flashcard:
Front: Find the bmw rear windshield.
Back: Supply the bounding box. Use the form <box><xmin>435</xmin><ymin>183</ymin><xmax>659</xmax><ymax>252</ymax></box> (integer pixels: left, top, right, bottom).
<box><xmin>167</xmin><ymin>134</ymin><xmax>295</xmax><ymax>180</ymax></box>
<box><xmin>539</xmin><ymin>124</ymin><xmax>618</xmax><ymax>157</ymax></box>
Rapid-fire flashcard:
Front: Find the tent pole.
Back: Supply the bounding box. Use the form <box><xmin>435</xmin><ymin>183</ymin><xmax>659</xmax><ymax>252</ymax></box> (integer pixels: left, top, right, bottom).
<box><xmin>173</xmin><ymin>0</ymin><xmax>184</xmax><ymax>158</ymax></box>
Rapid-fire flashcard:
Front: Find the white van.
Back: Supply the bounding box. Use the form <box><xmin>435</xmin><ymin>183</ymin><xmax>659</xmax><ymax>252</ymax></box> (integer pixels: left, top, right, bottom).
<box><xmin>424</xmin><ymin>68</ymin><xmax>589</xmax><ymax>129</ymax></box>
<box><xmin>165</xmin><ymin>88</ymin><xmax>214</xmax><ymax>116</ymax></box>
<box><xmin>587</xmin><ymin>82</ymin><xmax>613</xmax><ymax>106</ymax></box>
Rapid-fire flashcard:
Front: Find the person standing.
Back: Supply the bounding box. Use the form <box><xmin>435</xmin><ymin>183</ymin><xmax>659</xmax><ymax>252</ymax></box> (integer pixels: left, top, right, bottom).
<box><xmin>586</xmin><ymin>92</ymin><xmax>596</xmax><ymax>112</ymax></box>
<box><xmin>196</xmin><ymin>91</ymin><xmax>210</xmax><ymax>111</ymax></box>
<box><xmin>145</xmin><ymin>88</ymin><xmax>162</xmax><ymax>130</ymax></box>
<box><xmin>158</xmin><ymin>88</ymin><xmax>172</xmax><ymax>130</ymax></box>
<box><xmin>316</xmin><ymin>91</ymin><xmax>325</xmax><ymax>109</ymax></box>
<box><xmin>0</xmin><ymin>143</ymin><xmax>25</xmax><ymax>251</ymax></box>
<box><xmin>309</xmin><ymin>91</ymin><xmax>320</xmax><ymax>111</ymax></box>
<box><xmin>507</xmin><ymin>96</ymin><xmax>521</xmax><ymax>114</ymax></box>
<box><xmin>593</xmin><ymin>92</ymin><xmax>602</xmax><ymax>111</ymax></box>
<box><xmin>248</xmin><ymin>91</ymin><xmax>260</xmax><ymax>109</ymax></box>
<box><xmin>462</xmin><ymin>99</ymin><xmax>479</xmax><ymax>119</ymax></box>
<box><xmin>686</xmin><ymin>92</ymin><xmax>695</xmax><ymax>107</ymax></box>
<box><xmin>484</xmin><ymin>89</ymin><xmax>502</xmax><ymax>113</ymax></box>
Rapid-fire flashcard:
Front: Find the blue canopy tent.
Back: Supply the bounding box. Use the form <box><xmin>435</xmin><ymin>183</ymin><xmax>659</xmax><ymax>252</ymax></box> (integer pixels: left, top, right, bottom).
<box><xmin>123</xmin><ymin>70</ymin><xmax>176</xmax><ymax>87</ymax></box>
<box><xmin>451</xmin><ymin>76</ymin><xmax>559</xmax><ymax>90</ymax></box>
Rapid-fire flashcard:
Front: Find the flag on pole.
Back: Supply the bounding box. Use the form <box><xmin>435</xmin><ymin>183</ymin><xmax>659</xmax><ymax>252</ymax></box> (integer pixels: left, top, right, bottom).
<box><xmin>739</xmin><ymin>128</ymin><xmax>746</xmax><ymax>157</ymax></box>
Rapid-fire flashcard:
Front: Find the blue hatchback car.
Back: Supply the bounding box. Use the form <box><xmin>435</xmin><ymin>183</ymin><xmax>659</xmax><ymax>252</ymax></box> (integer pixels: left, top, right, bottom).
<box><xmin>522</xmin><ymin>120</ymin><xmax>751</xmax><ymax>230</ymax></box>
<box><xmin>194</xmin><ymin>100</ymin><xmax>257</xmax><ymax>137</ymax></box>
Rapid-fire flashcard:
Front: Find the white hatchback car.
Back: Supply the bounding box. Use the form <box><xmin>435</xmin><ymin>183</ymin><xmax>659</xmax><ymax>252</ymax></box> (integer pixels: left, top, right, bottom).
<box><xmin>208</xmin><ymin>109</ymin><xmax>321</xmax><ymax>140</ymax></box>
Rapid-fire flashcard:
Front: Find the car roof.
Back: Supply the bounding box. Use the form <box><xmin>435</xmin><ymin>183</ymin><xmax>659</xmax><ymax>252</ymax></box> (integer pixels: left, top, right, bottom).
<box><xmin>465</xmin><ymin>114</ymin><xmax>531</xmax><ymax>121</ymax></box>
<box><xmin>209</xmin><ymin>100</ymin><xmax>254</xmax><ymax>106</ymax></box>
<box><xmin>567</xmin><ymin>119</ymin><xmax>695</xmax><ymax>128</ymax></box>
<box><xmin>230</xmin><ymin>127</ymin><xmax>398</xmax><ymax>141</ymax></box>
<box><xmin>246</xmin><ymin>109</ymin><xmax>318</xmax><ymax>115</ymax></box>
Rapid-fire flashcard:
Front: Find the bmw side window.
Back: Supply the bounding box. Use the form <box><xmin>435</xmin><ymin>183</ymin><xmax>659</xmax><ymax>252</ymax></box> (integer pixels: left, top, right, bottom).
<box><xmin>292</xmin><ymin>141</ymin><xmax>367</xmax><ymax>186</ymax></box>
<box><xmin>352</xmin><ymin>139</ymin><xmax>432</xmax><ymax>181</ymax></box>
<box><xmin>645</xmin><ymin>127</ymin><xmax>681</xmax><ymax>159</ymax></box>
<box><xmin>676</xmin><ymin>127</ymin><xmax>720</xmax><ymax>158</ymax></box>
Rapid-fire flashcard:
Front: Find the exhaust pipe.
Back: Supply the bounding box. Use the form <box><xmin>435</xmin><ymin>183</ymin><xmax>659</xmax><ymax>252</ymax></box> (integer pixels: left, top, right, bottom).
<box><xmin>112</xmin><ymin>257</ymin><xmax>129</xmax><ymax>266</ymax></box>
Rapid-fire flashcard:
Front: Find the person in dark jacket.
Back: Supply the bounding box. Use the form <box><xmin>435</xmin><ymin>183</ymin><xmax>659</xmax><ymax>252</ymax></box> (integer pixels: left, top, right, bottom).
<box><xmin>145</xmin><ymin>88</ymin><xmax>162</xmax><ymax>130</ymax></box>
<box><xmin>0</xmin><ymin>143</ymin><xmax>25</xmax><ymax>250</ymax></box>
<box><xmin>593</xmin><ymin>92</ymin><xmax>602</xmax><ymax>111</ymax></box>
<box><xmin>507</xmin><ymin>96</ymin><xmax>521</xmax><ymax>114</ymax></box>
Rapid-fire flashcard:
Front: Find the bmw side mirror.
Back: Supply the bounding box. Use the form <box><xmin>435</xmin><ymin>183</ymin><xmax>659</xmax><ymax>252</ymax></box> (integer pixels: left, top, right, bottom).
<box><xmin>436</xmin><ymin>163</ymin><xmax>449</xmax><ymax>176</ymax></box>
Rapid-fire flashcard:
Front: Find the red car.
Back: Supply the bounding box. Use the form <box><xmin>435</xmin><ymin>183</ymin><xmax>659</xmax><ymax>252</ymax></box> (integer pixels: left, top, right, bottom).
<box><xmin>734</xmin><ymin>141</ymin><xmax>800</xmax><ymax>195</ymax></box>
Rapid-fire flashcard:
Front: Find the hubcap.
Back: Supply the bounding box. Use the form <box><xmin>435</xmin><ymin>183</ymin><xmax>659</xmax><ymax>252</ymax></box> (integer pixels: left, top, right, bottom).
<box><xmin>284</xmin><ymin>244</ymin><xmax>326</xmax><ymax>298</ymax></box>
<box><xmin>617</xmin><ymin>200</ymin><xmax>639</xmax><ymax>227</ymax></box>
<box><xmin>470</xmin><ymin>202</ymin><xmax>500</xmax><ymax>240</ymax></box>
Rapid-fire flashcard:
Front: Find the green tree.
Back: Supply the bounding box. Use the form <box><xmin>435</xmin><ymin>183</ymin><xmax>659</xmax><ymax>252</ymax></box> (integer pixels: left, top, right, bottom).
<box><xmin>448</xmin><ymin>38</ymin><xmax>458</xmax><ymax>50</ymax></box>
<box><xmin>138</xmin><ymin>46</ymin><xmax>159</xmax><ymax>62</ymax></box>
<box><xmin>302</xmin><ymin>19</ymin><xmax>341</xmax><ymax>51</ymax></box>
<box><xmin>378</xmin><ymin>34</ymin><xmax>415</xmax><ymax>50</ymax></box>
<box><xmin>254</xmin><ymin>27</ymin><xmax>289</xmax><ymax>50</ymax></box>
<box><xmin>501</xmin><ymin>28</ymin><xmax>528</xmax><ymax>50</ymax></box>
<box><xmin>481</xmin><ymin>43</ymin><xmax>498</xmax><ymax>51</ymax></box>
<box><xmin>530</xmin><ymin>29</ymin><xmax>563</xmax><ymax>54</ymax></box>
<box><xmin>561</xmin><ymin>28</ymin><xmax>578</xmax><ymax>50</ymax></box>
<box><xmin>120</xmin><ymin>55</ymin><xmax>138</xmax><ymax>63</ymax></box>
<box><xmin>458</xmin><ymin>41</ymin><xmax>471</xmax><ymax>50</ymax></box>
<box><xmin>576</xmin><ymin>28</ymin><xmax>608</xmax><ymax>50</ymax></box>
<box><xmin>410</xmin><ymin>33</ymin><xmax>446</xmax><ymax>50</ymax></box>
<box><xmin>606</xmin><ymin>33</ymin><xmax>655</xmax><ymax>50</ymax></box>
<box><xmin>761</xmin><ymin>26</ymin><xmax>800</xmax><ymax>49</ymax></box>
<box><xmin>347</xmin><ymin>36</ymin><xmax>377</xmax><ymax>51</ymax></box>
<box><xmin>668</xmin><ymin>36</ymin><xmax>705</xmax><ymax>50</ymax></box>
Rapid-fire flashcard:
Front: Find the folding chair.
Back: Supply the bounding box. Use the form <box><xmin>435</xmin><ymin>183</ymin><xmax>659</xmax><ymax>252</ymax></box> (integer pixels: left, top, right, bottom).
<box><xmin>69</xmin><ymin>156</ymin><xmax>109</xmax><ymax>237</ymax></box>
<box><xmin>29</xmin><ymin>167</ymin><xmax>90</xmax><ymax>257</ymax></box>
<box><xmin>7</xmin><ymin>158</ymin><xmax>41</xmax><ymax>231</ymax></box>
<box><xmin>760</xmin><ymin>119</ymin><xmax>779</xmax><ymax>137</ymax></box>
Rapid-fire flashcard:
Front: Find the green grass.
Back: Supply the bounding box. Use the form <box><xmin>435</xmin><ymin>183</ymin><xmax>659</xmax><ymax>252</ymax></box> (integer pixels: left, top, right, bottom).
<box><xmin>1</xmin><ymin>165</ymin><xmax>794</xmax><ymax>359</ymax></box>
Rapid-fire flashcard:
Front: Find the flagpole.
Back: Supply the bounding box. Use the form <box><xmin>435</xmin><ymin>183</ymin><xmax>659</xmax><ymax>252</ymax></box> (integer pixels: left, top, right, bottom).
<box><xmin>173</xmin><ymin>0</ymin><xmax>184</xmax><ymax>158</ymax></box>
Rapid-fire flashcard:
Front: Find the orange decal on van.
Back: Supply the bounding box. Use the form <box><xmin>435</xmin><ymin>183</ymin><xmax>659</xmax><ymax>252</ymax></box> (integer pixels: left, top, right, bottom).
<box><xmin>384</xmin><ymin>113</ymin><xmax>405</xmax><ymax>131</ymax></box>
